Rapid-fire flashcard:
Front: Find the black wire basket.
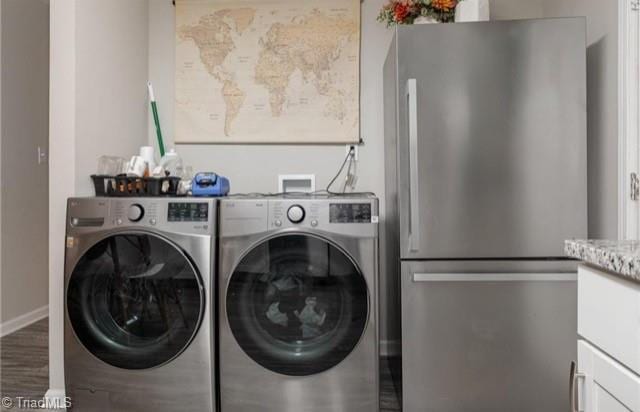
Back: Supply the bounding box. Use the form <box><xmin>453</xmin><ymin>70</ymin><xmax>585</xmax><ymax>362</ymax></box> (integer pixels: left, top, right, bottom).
<box><xmin>91</xmin><ymin>175</ymin><xmax>182</xmax><ymax>197</ymax></box>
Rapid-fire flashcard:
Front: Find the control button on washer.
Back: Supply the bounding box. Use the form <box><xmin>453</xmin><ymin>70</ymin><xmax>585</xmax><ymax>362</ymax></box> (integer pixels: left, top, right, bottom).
<box><xmin>275</xmin><ymin>220</ymin><xmax>282</xmax><ymax>227</ymax></box>
<box><xmin>311</xmin><ymin>220</ymin><xmax>318</xmax><ymax>227</ymax></box>
<box><xmin>149</xmin><ymin>218</ymin><xmax>157</xmax><ymax>226</ymax></box>
<box><xmin>116</xmin><ymin>218</ymin><xmax>123</xmax><ymax>226</ymax></box>
<box><xmin>127</xmin><ymin>204</ymin><xmax>145</xmax><ymax>222</ymax></box>
<box><xmin>287</xmin><ymin>205</ymin><xmax>306</xmax><ymax>224</ymax></box>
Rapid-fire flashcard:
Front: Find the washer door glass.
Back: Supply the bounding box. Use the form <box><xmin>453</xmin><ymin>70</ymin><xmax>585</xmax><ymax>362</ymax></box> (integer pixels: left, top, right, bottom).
<box><xmin>67</xmin><ymin>233</ymin><xmax>204</xmax><ymax>370</ymax></box>
<box><xmin>226</xmin><ymin>234</ymin><xmax>369</xmax><ymax>376</ymax></box>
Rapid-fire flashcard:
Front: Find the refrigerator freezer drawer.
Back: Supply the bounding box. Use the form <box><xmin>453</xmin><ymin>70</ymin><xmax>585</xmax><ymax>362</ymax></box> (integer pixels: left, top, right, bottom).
<box><xmin>401</xmin><ymin>260</ymin><xmax>577</xmax><ymax>412</ymax></box>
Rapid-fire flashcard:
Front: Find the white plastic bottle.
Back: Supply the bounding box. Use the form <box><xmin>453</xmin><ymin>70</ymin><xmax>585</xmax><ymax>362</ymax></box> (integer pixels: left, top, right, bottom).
<box><xmin>160</xmin><ymin>148</ymin><xmax>184</xmax><ymax>177</ymax></box>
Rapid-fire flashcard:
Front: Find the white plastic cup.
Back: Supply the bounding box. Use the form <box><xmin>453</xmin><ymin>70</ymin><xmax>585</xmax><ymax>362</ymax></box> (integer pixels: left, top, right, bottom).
<box><xmin>139</xmin><ymin>146</ymin><xmax>156</xmax><ymax>170</ymax></box>
<box><xmin>127</xmin><ymin>156</ymin><xmax>147</xmax><ymax>177</ymax></box>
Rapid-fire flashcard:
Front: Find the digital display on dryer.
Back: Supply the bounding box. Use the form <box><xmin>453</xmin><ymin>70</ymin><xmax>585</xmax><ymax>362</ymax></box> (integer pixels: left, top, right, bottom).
<box><xmin>330</xmin><ymin>203</ymin><xmax>372</xmax><ymax>223</ymax></box>
<box><xmin>168</xmin><ymin>203</ymin><xmax>209</xmax><ymax>222</ymax></box>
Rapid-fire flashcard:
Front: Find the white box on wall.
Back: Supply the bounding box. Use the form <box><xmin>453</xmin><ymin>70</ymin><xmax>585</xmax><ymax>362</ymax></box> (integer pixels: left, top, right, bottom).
<box><xmin>278</xmin><ymin>175</ymin><xmax>316</xmax><ymax>193</ymax></box>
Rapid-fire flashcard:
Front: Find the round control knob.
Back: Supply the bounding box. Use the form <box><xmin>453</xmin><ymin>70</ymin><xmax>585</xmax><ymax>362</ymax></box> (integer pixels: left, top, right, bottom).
<box><xmin>287</xmin><ymin>205</ymin><xmax>306</xmax><ymax>224</ymax></box>
<box><xmin>128</xmin><ymin>204</ymin><xmax>144</xmax><ymax>222</ymax></box>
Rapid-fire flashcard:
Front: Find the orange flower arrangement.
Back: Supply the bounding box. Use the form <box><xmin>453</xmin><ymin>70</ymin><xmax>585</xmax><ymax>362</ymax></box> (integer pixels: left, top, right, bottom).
<box><xmin>377</xmin><ymin>0</ymin><xmax>461</xmax><ymax>26</ymax></box>
<box><xmin>431</xmin><ymin>0</ymin><xmax>457</xmax><ymax>11</ymax></box>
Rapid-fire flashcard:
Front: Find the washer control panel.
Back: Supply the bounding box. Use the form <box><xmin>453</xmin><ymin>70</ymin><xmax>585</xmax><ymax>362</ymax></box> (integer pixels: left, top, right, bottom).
<box><xmin>67</xmin><ymin>198</ymin><xmax>215</xmax><ymax>236</ymax></box>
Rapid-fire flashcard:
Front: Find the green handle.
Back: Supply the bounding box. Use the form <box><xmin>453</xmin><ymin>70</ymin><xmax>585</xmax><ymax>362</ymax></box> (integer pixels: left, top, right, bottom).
<box><xmin>151</xmin><ymin>101</ymin><xmax>165</xmax><ymax>157</ymax></box>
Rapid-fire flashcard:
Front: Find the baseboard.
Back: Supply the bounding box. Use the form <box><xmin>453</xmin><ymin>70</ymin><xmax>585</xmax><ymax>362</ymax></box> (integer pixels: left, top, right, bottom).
<box><xmin>380</xmin><ymin>339</ymin><xmax>400</xmax><ymax>357</ymax></box>
<box><xmin>0</xmin><ymin>305</ymin><xmax>48</xmax><ymax>338</ymax></box>
<box><xmin>45</xmin><ymin>388</ymin><xmax>69</xmax><ymax>410</ymax></box>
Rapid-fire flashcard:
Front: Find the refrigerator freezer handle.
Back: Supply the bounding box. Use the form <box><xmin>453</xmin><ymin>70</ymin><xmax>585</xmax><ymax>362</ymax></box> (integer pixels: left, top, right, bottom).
<box><xmin>412</xmin><ymin>273</ymin><xmax>578</xmax><ymax>282</ymax></box>
<box><xmin>406</xmin><ymin>79</ymin><xmax>421</xmax><ymax>252</ymax></box>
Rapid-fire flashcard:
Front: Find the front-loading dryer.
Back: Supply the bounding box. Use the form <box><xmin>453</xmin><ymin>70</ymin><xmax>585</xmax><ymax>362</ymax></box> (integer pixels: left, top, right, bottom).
<box><xmin>218</xmin><ymin>195</ymin><xmax>379</xmax><ymax>411</ymax></box>
<box><xmin>64</xmin><ymin>198</ymin><xmax>216</xmax><ymax>412</ymax></box>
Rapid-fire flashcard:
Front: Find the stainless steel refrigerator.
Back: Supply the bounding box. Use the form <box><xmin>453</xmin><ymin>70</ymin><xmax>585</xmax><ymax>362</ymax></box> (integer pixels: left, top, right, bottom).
<box><xmin>383</xmin><ymin>18</ymin><xmax>587</xmax><ymax>411</ymax></box>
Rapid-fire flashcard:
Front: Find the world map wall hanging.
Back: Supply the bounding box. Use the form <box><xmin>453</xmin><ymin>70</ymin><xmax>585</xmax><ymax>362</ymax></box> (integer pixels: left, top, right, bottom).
<box><xmin>175</xmin><ymin>0</ymin><xmax>361</xmax><ymax>144</ymax></box>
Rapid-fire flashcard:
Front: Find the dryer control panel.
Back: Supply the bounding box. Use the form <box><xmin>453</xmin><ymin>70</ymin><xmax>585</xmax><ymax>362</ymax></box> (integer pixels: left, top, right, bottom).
<box><xmin>219</xmin><ymin>197</ymin><xmax>379</xmax><ymax>238</ymax></box>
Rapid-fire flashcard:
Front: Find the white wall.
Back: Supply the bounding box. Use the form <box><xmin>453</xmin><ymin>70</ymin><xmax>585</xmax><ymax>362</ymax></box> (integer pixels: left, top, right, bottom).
<box><xmin>49</xmin><ymin>0</ymin><xmax>75</xmax><ymax>394</ymax></box>
<box><xmin>48</xmin><ymin>0</ymin><xmax>149</xmax><ymax>395</ymax></box>
<box><xmin>149</xmin><ymin>1</ymin><xmax>390</xmax><ymax>195</ymax></box>
<box><xmin>1</xmin><ymin>0</ymin><xmax>50</xmax><ymax>333</ymax></box>
<box><xmin>489</xmin><ymin>0</ymin><xmax>545</xmax><ymax>20</ymax></box>
<box><xmin>541</xmin><ymin>0</ymin><xmax>619</xmax><ymax>240</ymax></box>
<box><xmin>75</xmin><ymin>0</ymin><xmax>150</xmax><ymax>195</ymax></box>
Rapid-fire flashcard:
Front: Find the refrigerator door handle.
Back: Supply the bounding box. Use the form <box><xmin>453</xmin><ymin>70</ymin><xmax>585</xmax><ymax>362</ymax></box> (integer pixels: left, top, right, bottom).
<box><xmin>412</xmin><ymin>273</ymin><xmax>578</xmax><ymax>282</ymax></box>
<box><xmin>406</xmin><ymin>78</ymin><xmax>421</xmax><ymax>252</ymax></box>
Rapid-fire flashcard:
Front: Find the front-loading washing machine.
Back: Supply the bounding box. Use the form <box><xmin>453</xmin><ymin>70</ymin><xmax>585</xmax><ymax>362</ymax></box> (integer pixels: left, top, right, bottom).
<box><xmin>218</xmin><ymin>195</ymin><xmax>379</xmax><ymax>411</ymax></box>
<box><xmin>64</xmin><ymin>198</ymin><xmax>217</xmax><ymax>412</ymax></box>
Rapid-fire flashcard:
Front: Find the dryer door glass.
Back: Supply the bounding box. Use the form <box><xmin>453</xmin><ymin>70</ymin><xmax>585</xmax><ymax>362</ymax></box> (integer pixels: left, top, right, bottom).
<box><xmin>226</xmin><ymin>234</ymin><xmax>369</xmax><ymax>376</ymax></box>
<box><xmin>67</xmin><ymin>233</ymin><xmax>204</xmax><ymax>370</ymax></box>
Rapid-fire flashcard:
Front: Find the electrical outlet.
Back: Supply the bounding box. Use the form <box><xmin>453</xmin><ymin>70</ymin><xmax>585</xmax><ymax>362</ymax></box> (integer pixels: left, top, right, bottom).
<box><xmin>345</xmin><ymin>144</ymin><xmax>359</xmax><ymax>161</ymax></box>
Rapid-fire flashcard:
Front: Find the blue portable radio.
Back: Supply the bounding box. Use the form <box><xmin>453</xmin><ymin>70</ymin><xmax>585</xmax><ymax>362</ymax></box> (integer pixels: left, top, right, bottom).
<box><xmin>192</xmin><ymin>172</ymin><xmax>230</xmax><ymax>197</ymax></box>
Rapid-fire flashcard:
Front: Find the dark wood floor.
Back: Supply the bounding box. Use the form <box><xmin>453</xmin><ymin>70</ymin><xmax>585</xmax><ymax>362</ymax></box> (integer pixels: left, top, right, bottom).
<box><xmin>1</xmin><ymin>318</ymin><xmax>401</xmax><ymax>411</ymax></box>
<box><xmin>380</xmin><ymin>356</ymin><xmax>402</xmax><ymax>411</ymax></box>
<box><xmin>1</xmin><ymin>318</ymin><xmax>50</xmax><ymax>411</ymax></box>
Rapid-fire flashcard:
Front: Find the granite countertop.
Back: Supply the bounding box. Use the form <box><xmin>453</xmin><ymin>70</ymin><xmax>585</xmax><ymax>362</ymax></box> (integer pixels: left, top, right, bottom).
<box><xmin>565</xmin><ymin>239</ymin><xmax>640</xmax><ymax>283</ymax></box>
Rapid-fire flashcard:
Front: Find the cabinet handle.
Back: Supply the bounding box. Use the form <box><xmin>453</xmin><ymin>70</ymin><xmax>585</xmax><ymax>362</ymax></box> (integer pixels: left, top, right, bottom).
<box><xmin>570</xmin><ymin>361</ymin><xmax>576</xmax><ymax>412</ymax></box>
<box><xmin>570</xmin><ymin>361</ymin><xmax>585</xmax><ymax>412</ymax></box>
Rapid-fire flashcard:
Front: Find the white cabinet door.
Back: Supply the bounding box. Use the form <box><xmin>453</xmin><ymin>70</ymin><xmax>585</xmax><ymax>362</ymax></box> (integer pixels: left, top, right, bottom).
<box><xmin>578</xmin><ymin>266</ymin><xmax>640</xmax><ymax>376</ymax></box>
<box><xmin>594</xmin><ymin>387</ymin><xmax>633</xmax><ymax>412</ymax></box>
<box><xmin>577</xmin><ymin>340</ymin><xmax>640</xmax><ymax>412</ymax></box>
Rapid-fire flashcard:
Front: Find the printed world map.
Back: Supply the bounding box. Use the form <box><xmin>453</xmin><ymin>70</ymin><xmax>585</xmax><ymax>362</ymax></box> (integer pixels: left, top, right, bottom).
<box><xmin>175</xmin><ymin>0</ymin><xmax>360</xmax><ymax>143</ymax></box>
